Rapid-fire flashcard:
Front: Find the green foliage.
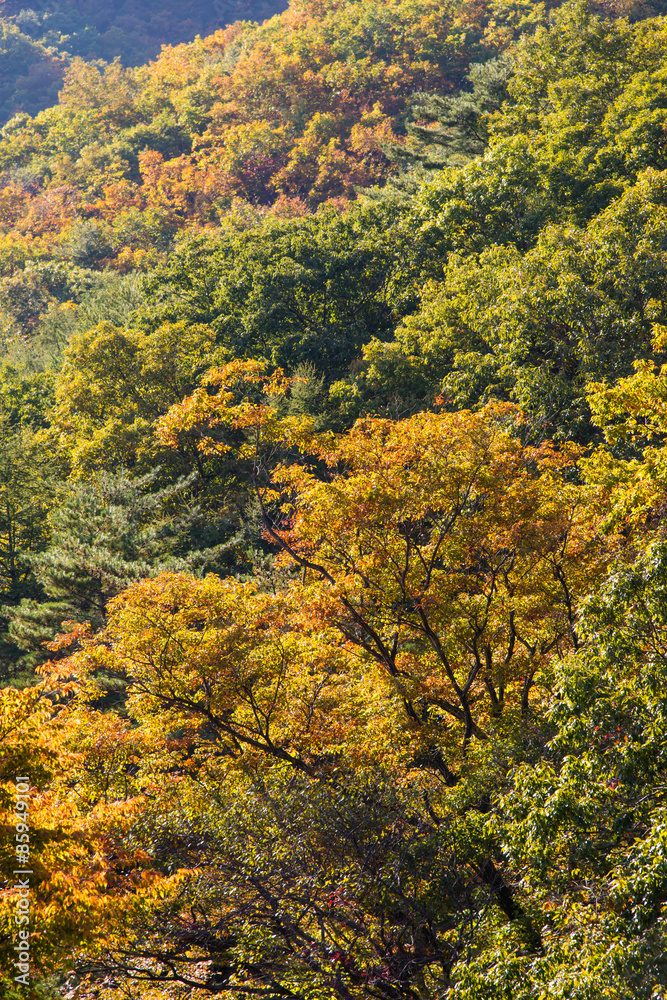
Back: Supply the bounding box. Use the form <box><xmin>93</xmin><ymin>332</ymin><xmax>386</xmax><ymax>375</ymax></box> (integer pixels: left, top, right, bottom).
<box><xmin>462</xmin><ymin>543</ymin><xmax>667</xmax><ymax>998</ymax></box>
<box><xmin>92</xmin><ymin>764</ymin><xmax>500</xmax><ymax>997</ymax></box>
<box><xmin>389</xmin><ymin>53</ymin><xmax>514</xmax><ymax>189</ymax></box>
<box><xmin>4</xmin><ymin>469</ymin><xmax>228</xmax><ymax>680</ymax></box>
<box><xmin>344</xmin><ymin>162</ymin><xmax>667</xmax><ymax>436</ymax></box>
<box><xmin>0</xmin><ymin>264</ymin><xmax>148</xmax><ymax>373</ymax></box>
<box><xmin>414</xmin><ymin>5</ymin><xmax>667</xmax><ymax>253</ymax></box>
<box><xmin>140</xmin><ymin>202</ymin><xmax>427</xmax><ymax>386</ymax></box>
<box><xmin>0</xmin><ymin>20</ymin><xmax>64</xmax><ymax>124</ymax></box>
<box><xmin>0</xmin><ymin>362</ymin><xmax>54</xmax><ymax>679</ymax></box>
<box><xmin>439</xmin><ymin>167</ymin><xmax>667</xmax><ymax>438</ymax></box>
<box><xmin>51</xmin><ymin>319</ymin><xmax>227</xmax><ymax>474</ymax></box>
<box><xmin>331</xmin><ymin>6</ymin><xmax>667</xmax><ymax>432</ymax></box>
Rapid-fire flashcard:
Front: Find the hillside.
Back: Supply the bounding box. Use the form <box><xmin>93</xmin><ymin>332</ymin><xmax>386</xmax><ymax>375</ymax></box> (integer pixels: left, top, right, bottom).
<box><xmin>0</xmin><ymin>0</ymin><xmax>287</xmax><ymax>123</ymax></box>
<box><xmin>2</xmin><ymin>1</ymin><xmax>667</xmax><ymax>997</ymax></box>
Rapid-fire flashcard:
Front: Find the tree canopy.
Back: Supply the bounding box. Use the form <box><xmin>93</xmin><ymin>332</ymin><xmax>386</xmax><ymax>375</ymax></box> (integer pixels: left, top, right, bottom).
<box><xmin>3</xmin><ymin>0</ymin><xmax>667</xmax><ymax>997</ymax></box>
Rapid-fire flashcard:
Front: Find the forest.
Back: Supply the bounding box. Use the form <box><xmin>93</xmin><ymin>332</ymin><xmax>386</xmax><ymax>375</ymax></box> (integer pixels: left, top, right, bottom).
<box><xmin>2</xmin><ymin>0</ymin><xmax>667</xmax><ymax>996</ymax></box>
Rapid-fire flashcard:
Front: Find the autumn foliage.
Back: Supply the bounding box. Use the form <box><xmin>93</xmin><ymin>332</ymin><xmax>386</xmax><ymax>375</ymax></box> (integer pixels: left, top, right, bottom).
<box><xmin>3</xmin><ymin>1</ymin><xmax>667</xmax><ymax>998</ymax></box>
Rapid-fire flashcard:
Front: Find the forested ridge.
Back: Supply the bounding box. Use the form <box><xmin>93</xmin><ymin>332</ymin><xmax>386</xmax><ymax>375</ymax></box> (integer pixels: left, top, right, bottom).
<box><xmin>3</xmin><ymin>0</ymin><xmax>667</xmax><ymax>996</ymax></box>
<box><xmin>0</xmin><ymin>0</ymin><xmax>288</xmax><ymax>123</ymax></box>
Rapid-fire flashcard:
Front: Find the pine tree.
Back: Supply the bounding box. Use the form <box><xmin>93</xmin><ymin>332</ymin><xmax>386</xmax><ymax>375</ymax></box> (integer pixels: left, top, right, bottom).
<box><xmin>382</xmin><ymin>55</ymin><xmax>513</xmax><ymax>197</ymax></box>
<box><xmin>3</xmin><ymin>469</ymin><xmax>229</xmax><ymax>679</ymax></box>
<box><xmin>409</xmin><ymin>55</ymin><xmax>513</xmax><ymax>164</ymax></box>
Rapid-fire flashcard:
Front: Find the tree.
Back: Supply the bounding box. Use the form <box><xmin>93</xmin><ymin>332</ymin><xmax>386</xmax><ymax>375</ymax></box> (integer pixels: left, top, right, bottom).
<box><xmin>50</xmin><ymin>319</ymin><xmax>227</xmax><ymax>476</ymax></box>
<box><xmin>159</xmin><ymin>363</ymin><xmax>605</xmax><ymax>749</ymax></box>
<box><xmin>0</xmin><ymin>364</ymin><xmax>55</xmax><ymax>680</ymax></box>
<box><xmin>5</xmin><ymin>390</ymin><xmax>616</xmax><ymax>995</ymax></box>
<box><xmin>5</xmin><ymin>470</ymin><xmax>228</xmax><ymax>679</ymax></box>
<box><xmin>456</xmin><ymin>540</ymin><xmax>667</xmax><ymax>999</ymax></box>
<box><xmin>412</xmin><ymin>5</ymin><xmax>667</xmax><ymax>261</ymax></box>
<box><xmin>340</xmin><ymin>167</ymin><xmax>667</xmax><ymax>438</ymax></box>
<box><xmin>138</xmin><ymin>202</ymin><xmax>428</xmax><ymax>390</ymax></box>
<box><xmin>386</xmin><ymin>53</ymin><xmax>514</xmax><ymax>197</ymax></box>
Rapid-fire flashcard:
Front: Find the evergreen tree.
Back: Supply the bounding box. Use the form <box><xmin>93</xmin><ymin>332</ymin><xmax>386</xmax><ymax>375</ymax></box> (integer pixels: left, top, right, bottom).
<box><xmin>381</xmin><ymin>55</ymin><xmax>514</xmax><ymax>198</ymax></box>
<box><xmin>409</xmin><ymin>55</ymin><xmax>513</xmax><ymax>165</ymax></box>
<box><xmin>3</xmin><ymin>469</ymin><xmax>228</xmax><ymax>679</ymax></box>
